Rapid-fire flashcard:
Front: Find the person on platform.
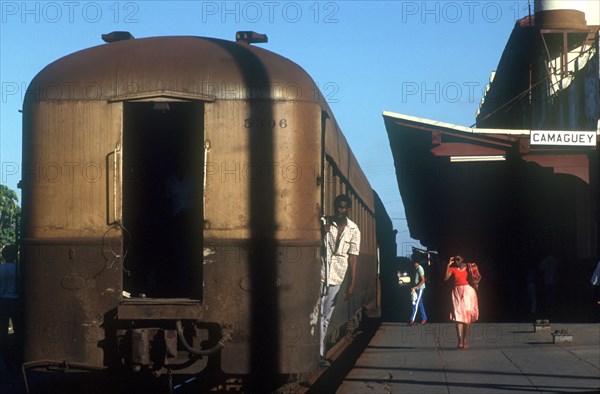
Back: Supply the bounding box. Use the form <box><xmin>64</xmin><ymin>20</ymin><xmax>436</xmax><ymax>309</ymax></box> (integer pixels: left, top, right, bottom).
<box><xmin>319</xmin><ymin>194</ymin><xmax>361</xmax><ymax>367</ymax></box>
<box><xmin>591</xmin><ymin>260</ymin><xmax>600</xmax><ymax>305</ymax></box>
<box><xmin>0</xmin><ymin>245</ymin><xmax>20</xmax><ymax>369</ymax></box>
<box><xmin>410</xmin><ymin>260</ymin><xmax>428</xmax><ymax>325</ymax></box>
<box><xmin>444</xmin><ymin>255</ymin><xmax>479</xmax><ymax>349</ymax></box>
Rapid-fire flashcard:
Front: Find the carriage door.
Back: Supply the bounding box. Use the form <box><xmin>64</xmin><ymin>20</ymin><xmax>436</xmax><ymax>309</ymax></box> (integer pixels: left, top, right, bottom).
<box><xmin>122</xmin><ymin>101</ymin><xmax>204</xmax><ymax>300</ymax></box>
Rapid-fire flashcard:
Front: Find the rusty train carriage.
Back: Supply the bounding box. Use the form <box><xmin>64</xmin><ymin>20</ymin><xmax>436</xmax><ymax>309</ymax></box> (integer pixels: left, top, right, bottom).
<box><xmin>20</xmin><ymin>34</ymin><xmax>384</xmax><ymax>379</ymax></box>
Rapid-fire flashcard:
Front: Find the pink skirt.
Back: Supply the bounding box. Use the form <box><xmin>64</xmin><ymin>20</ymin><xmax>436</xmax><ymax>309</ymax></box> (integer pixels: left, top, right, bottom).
<box><xmin>450</xmin><ymin>285</ymin><xmax>479</xmax><ymax>324</ymax></box>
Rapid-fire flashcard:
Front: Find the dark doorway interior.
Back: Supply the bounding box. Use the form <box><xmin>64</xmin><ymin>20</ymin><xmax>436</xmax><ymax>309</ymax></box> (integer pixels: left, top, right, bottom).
<box><xmin>122</xmin><ymin>101</ymin><xmax>204</xmax><ymax>299</ymax></box>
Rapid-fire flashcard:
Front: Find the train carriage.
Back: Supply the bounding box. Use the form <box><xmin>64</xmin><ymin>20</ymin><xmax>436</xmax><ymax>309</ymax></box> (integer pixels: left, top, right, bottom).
<box><xmin>19</xmin><ymin>32</ymin><xmax>391</xmax><ymax>385</ymax></box>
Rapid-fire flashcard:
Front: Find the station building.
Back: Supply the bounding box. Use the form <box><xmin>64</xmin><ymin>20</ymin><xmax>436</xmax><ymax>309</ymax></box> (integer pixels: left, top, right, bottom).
<box><xmin>384</xmin><ymin>1</ymin><xmax>599</xmax><ymax>321</ymax></box>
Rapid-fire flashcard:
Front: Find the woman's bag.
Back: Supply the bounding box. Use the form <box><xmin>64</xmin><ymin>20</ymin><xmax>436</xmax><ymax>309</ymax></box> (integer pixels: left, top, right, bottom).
<box><xmin>467</xmin><ymin>262</ymin><xmax>481</xmax><ymax>290</ymax></box>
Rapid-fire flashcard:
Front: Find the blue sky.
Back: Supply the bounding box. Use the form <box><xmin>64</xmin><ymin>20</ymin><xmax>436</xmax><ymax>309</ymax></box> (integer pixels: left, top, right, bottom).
<box><xmin>0</xmin><ymin>0</ymin><xmax>531</xmax><ymax>254</ymax></box>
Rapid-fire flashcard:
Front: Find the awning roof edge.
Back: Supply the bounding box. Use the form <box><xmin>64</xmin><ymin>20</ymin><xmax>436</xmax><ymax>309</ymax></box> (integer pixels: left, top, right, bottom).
<box><xmin>383</xmin><ymin>111</ymin><xmax>530</xmax><ymax>135</ymax></box>
<box><xmin>383</xmin><ymin>111</ymin><xmax>600</xmax><ymax>136</ymax></box>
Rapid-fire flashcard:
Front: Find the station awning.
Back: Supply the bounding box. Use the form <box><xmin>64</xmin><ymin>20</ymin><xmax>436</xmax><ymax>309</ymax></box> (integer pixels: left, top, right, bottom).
<box><xmin>383</xmin><ymin>111</ymin><xmax>598</xmax><ymax>251</ymax></box>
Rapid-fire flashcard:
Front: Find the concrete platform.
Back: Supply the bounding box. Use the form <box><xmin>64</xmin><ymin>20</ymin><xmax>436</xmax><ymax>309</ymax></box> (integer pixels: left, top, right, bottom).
<box><xmin>337</xmin><ymin>323</ymin><xmax>600</xmax><ymax>394</ymax></box>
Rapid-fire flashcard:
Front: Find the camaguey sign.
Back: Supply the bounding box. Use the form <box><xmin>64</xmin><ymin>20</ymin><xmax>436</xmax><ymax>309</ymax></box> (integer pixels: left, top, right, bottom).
<box><xmin>530</xmin><ymin>130</ymin><xmax>597</xmax><ymax>147</ymax></box>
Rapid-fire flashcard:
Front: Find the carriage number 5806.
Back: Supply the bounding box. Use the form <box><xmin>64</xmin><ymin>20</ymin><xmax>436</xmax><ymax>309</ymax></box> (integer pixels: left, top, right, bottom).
<box><xmin>244</xmin><ymin>118</ymin><xmax>288</xmax><ymax>129</ymax></box>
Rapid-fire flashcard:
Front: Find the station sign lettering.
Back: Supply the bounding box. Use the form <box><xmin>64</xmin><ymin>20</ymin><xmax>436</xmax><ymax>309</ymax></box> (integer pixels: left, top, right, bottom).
<box><xmin>530</xmin><ymin>130</ymin><xmax>596</xmax><ymax>147</ymax></box>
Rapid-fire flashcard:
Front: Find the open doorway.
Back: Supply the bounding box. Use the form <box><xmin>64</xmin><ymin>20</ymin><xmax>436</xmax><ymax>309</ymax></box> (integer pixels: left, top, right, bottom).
<box><xmin>122</xmin><ymin>101</ymin><xmax>204</xmax><ymax>300</ymax></box>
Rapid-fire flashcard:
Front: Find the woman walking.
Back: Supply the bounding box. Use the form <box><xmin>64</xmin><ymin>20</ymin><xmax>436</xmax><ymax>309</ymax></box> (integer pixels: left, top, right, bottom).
<box><xmin>444</xmin><ymin>255</ymin><xmax>480</xmax><ymax>349</ymax></box>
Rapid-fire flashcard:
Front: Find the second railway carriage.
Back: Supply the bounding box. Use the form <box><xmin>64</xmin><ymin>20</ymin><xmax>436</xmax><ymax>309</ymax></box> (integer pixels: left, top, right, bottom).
<box><xmin>19</xmin><ymin>31</ymin><xmax>392</xmax><ymax>384</ymax></box>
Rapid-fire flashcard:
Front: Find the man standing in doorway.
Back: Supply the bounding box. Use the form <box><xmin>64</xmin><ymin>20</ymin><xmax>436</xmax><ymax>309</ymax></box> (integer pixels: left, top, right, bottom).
<box><xmin>410</xmin><ymin>260</ymin><xmax>428</xmax><ymax>325</ymax></box>
<box><xmin>320</xmin><ymin>194</ymin><xmax>361</xmax><ymax>367</ymax></box>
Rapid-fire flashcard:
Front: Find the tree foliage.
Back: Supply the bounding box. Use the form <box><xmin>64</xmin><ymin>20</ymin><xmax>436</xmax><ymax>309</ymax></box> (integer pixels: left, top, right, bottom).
<box><xmin>0</xmin><ymin>184</ymin><xmax>20</xmax><ymax>256</ymax></box>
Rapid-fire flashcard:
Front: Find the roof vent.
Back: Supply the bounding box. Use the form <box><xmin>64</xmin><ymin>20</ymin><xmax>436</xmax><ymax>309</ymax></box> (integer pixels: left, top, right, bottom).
<box><xmin>102</xmin><ymin>31</ymin><xmax>135</xmax><ymax>43</ymax></box>
<box><xmin>235</xmin><ymin>31</ymin><xmax>268</xmax><ymax>45</ymax></box>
